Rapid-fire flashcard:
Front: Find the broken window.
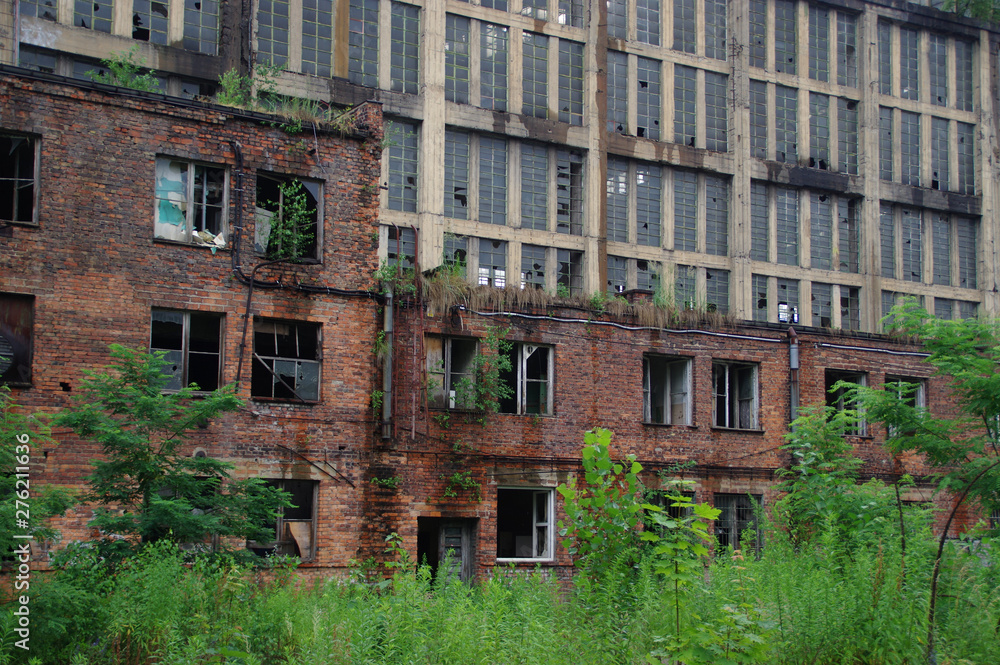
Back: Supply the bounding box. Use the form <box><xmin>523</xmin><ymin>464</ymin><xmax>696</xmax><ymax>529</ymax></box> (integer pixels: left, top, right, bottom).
<box><xmin>955</xmin><ymin>40</ymin><xmax>974</xmax><ymax>112</ymax></box>
<box><xmin>644</xmin><ymin>356</ymin><xmax>691</xmax><ymax>425</ymax></box>
<box><xmin>958</xmin><ymin>300</ymin><xmax>978</xmax><ymax>319</ymax></box>
<box><xmin>496</xmin><ymin>488</ymin><xmax>552</xmax><ymax>560</ymax></box>
<box><xmin>150</xmin><ymin>309</ymin><xmax>222</xmax><ymax>392</ymax></box>
<box><xmin>555</xmin><ymin>150</ymin><xmax>584</xmax><ymax>235</ymax></box>
<box><xmin>521</xmin><ymin>244</ymin><xmax>546</xmax><ymax>289</ymax></box>
<box><xmin>932</xmin><ymin>214</ymin><xmax>951</xmax><ymax>286</ymax></box>
<box><xmin>478</xmin><ymin>238</ymin><xmax>507</xmax><ymax>288</ymax></box>
<box><xmin>900</xmin><ymin>111</ymin><xmax>920</xmax><ymax>187</ymax></box>
<box><xmin>775</xmin><ymin>187</ymin><xmax>798</xmax><ymax>266</ymax></box>
<box><xmin>558</xmin><ymin>0</ymin><xmax>584</xmax><ymax>27</ymax></box>
<box><xmin>386</xmin><ymin>225</ymin><xmax>416</xmax><ymax>267</ymax></box>
<box><xmin>675</xmin><ymin>264</ymin><xmax>696</xmax><ymax>309</ymax></box>
<box><xmin>607</xmin><ymin>255</ymin><xmax>627</xmax><ymax>294</ymax></box>
<box><xmin>901</xmin><ymin>207</ymin><xmax>922</xmax><ymax>283</ymax></box>
<box><xmin>255</xmin><ymin>174</ymin><xmax>320</xmax><ymax>260</ymax></box>
<box><xmin>426</xmin><ymin>337</ymin><xmax>478</xmax><ymax>409</ymax></box>
<box><xmin>183</xmin><ymin>0</ymin><xmax>219</xmax><ymax>55</ymax></box>
<box><xmin>251</xmin><ymin>319</ymin><xmax>321</xmax><ymax>401</ymax></box>
<box><xmin>390</xmin><ymin>2</ymin><xmax>420</xmax><ymax>93</ymax></box>
<box><xmin>928</xmin><ymin>34</ymin><xmax>947</xmax><ymax>107</ymax></box>
<box><xmin>606</xmin><ymin>158</ymin><xmax>628</xmax><ymax>242</ymax></box>
<box><xmin>775</xmin><ymin>86</ymin><xmax>798</xmax><ymax>164</ymax></box>
<box><xmin>636</xmin><ymin>57</ymin><xmax>662</xmax><ymax>140</ymax></box>
<box><xmin>0</xmin><ymin>134</ymin><xmax>38</xmax><ymax>225</ymax></box>
<box><xmin>931</xmin><ymin>118</ymin><xmax>949</xmax><ymax>191</ymax></box>
<box><xmin>481</xmin><ymin>23</ymin><xmax>509</xmax><ymax>111</ymax></box>
<box><xmin>809</xmin><ymin>93</ymin><xmax>830</xmax><ymax>170</ymax></box>
<box><xmin>885</xmin><ymin>375</ymin><xmax>926</xmax><ymax>437</ymax></box>
<box><xmin>836</xmin><ymin>13</ymin><xmax>857</xmax><ymax>87</ymax></box>
<box><xmin>607</xmin><ymin>51</ymin><xmax>628</xmax><ymax>134</ymax></box>
<box><xmin>706</xmin><ymin>269</ymin><xmax>729</xmax><ymax>313</ymax></box>
<box><xmin>811</xmin><ymin>193</ymin><xmax>832</xmax><ymax>270</ymax></box>
<box><xmin>521</xmin><ymin>143</ymin><xmax>548</xmax><ymax>231</ymax></box>
<box><xmin>387</xmin><ymin>119</ymin><xmax>418</xmax><ymax>213</ymax></box>
<box><xmin>957</xmin><ymin>123</ymin><xmax>975</xmax><ymax>195</ymax></box>
<box><xmin>673</xmin><ymin>0</ymin><xmax>695</xmax><ymax>53</ymax></box>
<box><xmin>899</xmin><ymin>28</ymin><xmax>919</xmax><ymax>101</ymax></box>
<box><xmin>133</xmin><ymin>0</ymin><xmax>169</xmax><ymax>44</ymax></box>
<box><xmin>704</xmin><ymin>0</ymin><xmax>726</xmax><ymax>60</ymax></box>
<box><xmin>878</xmin><ymin>107</ymin><xmax>893</xmax><ymax>181</ymax></box>
<box><xmin>673</xmin><ymin>65</ymin><xmax>696</xmax><ymax>147</ymax></box>
<box><xmin>750</xmin><ymin>183</ymin><xmax>768</xmax><ymax>261</ymax></box>
<box><xmin>251</xmin><ymin>479</ymin><xmax>317</xmax><ymax>560</ymax></box>
<box><xmin>20</xmin><ymin>0</ymin><xmax>57</xmax><ymax>21</ymax></box>
<box><xmin>0</xmin><ymin>294</ymin><xmax>33</xmax><ymax>386</ymax></box>
<box><xmin>637</xmin><ymin>259</ymin><xmax>659</xmax><ymax>291</ymax></box>
<box><xmin>446</xmin><ymin>14</ymin><xmax>471</xmax><ymax>103</ymax></box>
<box><xmin>877</xmin><ymin>20</ymin><xmax>892</xmax><ymax>95</ymax></box>
<box><xmin>749</xmin><ymin>0</ymin><xmax>766</xmax><ymax>68</ymax></box>
<box><xmin>18</xmin><ymin>46</ymin><xmax>57</xmax><ymax>73</ymax></box>
<box><xmin>348</xmin><ymin>0</ymin><xmax>379</xmax><ymax>87</ymax></box>
<box><xmin>74</xmin><ymin>0</ymin><xmax>112</xmax><ymax>31</ymax></box>
<box><xmin>773</xmin><ymin>0</ymin><xmax>796</xmax><ymax>74</ymax></box>
<box><xmin>826</xmin><ymin>369</ymin><xmax>866</xmax><ymax>435</ymax></box>
<box><xmin>838</xmin><ymin>99</ymin><xmax>858</xmax><ymax>175</ymax></box>
<box><xmin>444</xmin><ymin>130</ymin><xmax>470</xmax><ymax>219</ymax></box>
<box><xmin>522</xmin><ymin>32</ymin><xmax>549</xmax><ymax>119</ymax></box>
<box><xmin>811</xmin><ymin>282</ymin><xmax>833</xmax><ymax>327</ymax></box>
<box><xmin>838</xmin><ymin>199</ymin><xmax>859</xmax><ymax>274</ymax></box>
<box><xmin>673</xmin><ymin>170</ymin><xmax>696</xmax><ymax>251</ymax></box>
<box><xmin>444</xmin><ymin>234</ymin><xmax>467</xmax><ymax>269</ymax></box>
<box><xmin>750</xmin><ymin>81</ymin><xmax>767</xmax><ymax>160</ymax></box>
<box><xmin>556</xmin><ymin>250</ymin><xmax>583</xmax><ymax>297</ymax></box>
<box><xmin>880</xmin><ymin>204</ymin><xmax>895</xmax><ymax>279</ymax></box>
<box><xmin>705</xmin><ymin>72</ymin><xmax>728</xmax><ymax>152</ymax></box>
<box><xmin>776</xmin><ymin>278</ymin><xmax>799</xmax><ymax>324</ymax></box>
<box><xmin>480</xmin><ymin>137</ymin><xmax>508</xmax><ymax>226</ymax></box>
<box><xmin>637</xmin><ymin>164</ymin><xmax>662</xmax><ymax>247</ymax></box>
<box><xmin>258</xmin><ymin>0</ymin><xmax>290</xmax><ymax>67</ymax></box>
<box><xmin>607</xmin><ymin>0</ymin><xmax>627</xmax><ymax>40</ymax></box>
<box><xmin>808</xmin><ymin>6</ymin><xmax>830</xmax><ymax>82</ymax></box>
<box><xmin>957</xmin><ymin>217</ymin><xmax>977</xmax><ymax>289</ymax></box>
<box><xmin>499</xmin><ymin>344</ymin><xmax>553</xmax><ymax>415</ymax></box>
<box><xmin>714</xmin><ymin>493</ymin><xmax>761</xmax><ymax>552</ymax></box>
<box><xmin>636</xmin><ymin>0</ymin><xmax>660</xmax><ymax>45</ymax></box>
<box><xmin>713</xmin><ymin>362</ymin><xmax>758</xmax><ymax>430</ymax></box>
<box><xmin>154</xmin><ymin>157</ymin><xmax>227</xmax><ymax>248</ymax></box>
<box><xmin>521</xmin><ymin>0</ymin><xmax>547</xmax><ymax>20</ymax></box>
<box><xmin>705</xmin><ymin>176</ymin><xmax>728</xmax><ymax>256</ymax></box>
<box><xmin>752</xmin><ymin>274</ymin><xmax>768</xmax><ymax>322</ymax></box>
<box><xmin>934</xmin><ymin>297</ymin><xmax>955</xmax><ymax>321</ymax></box>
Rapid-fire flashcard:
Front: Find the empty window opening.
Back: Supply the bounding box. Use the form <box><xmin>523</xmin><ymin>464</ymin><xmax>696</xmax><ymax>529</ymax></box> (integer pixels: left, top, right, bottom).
<box><xmin>427</xmin><ymin>337</ymin><xmax>478</xmax><ymax>410</ymax></box>
<box><xmin>712</xmin><ymin>362</ymin><xmax>758</xmax><ymax>430</ymax></box>
<box><xmin>0</xmin><ymin>294</ymin><xmax>33</xmax><ymax>385</ymax></box>
<box><xmin>0</xmin><ymin>135</ymin><xmax>37</xmax><ymax>225</ymax></box>
<box><xmin>521</xmin><ymin>245</ymin><xmax>546</xmax><ymax>290</ymax></box>
<box><xmin>417</xmin><ymin>517</ymin><xmax>476</xmax><ymax>582</ymax></box>
<box><xmin>250</xmin><ymin>479</ymin><xmax>317</xmax><ymax>560</ymax></box>
<box><xmin>777</xmin><ymin>278</ymin><xmax>799</xmax><ymax>324</ymax></box>
<box><xmin>826</xmin><ymin>369</ymin><xmax>866</xmax><ymax>435</ymax></box>
<box><xmin>155</xmin><ymin>158</ymin><xmax>227</xmax><ymax>247</ymax></box>
<box><xmin>255</xmin><ymin>174</ymin><xmax>320</xmax><ymax>260</ymax></box>
<box><xmin>555</xmin><ymin>150</ymin><xmax>584</xmax><ymax>235</ymax></box>
<box><xmin>150</xmin><ymin>309</ymin><xmax>222</xmax><ymax>392</ymax></box>
<box><xmin>499</xmin><ymin>344</ymin><xmax>553</xmax><ymax>415</ymax></box>
<box><xmin>497</xmin><ymin>489</ymin><xmax>553</xmax><ymax>560</ymax></box>
<box><xmin>811</xmin><ymin>282</ymin><xmax>833</xmax><ymax>327</ymax></box>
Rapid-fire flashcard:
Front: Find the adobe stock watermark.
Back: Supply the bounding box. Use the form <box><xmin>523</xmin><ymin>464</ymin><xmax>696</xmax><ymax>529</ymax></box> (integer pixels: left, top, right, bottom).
<box><xmin>11</xmin><ymin>433</ymin><xmax>32</xmax><ymax>651</ymax></box>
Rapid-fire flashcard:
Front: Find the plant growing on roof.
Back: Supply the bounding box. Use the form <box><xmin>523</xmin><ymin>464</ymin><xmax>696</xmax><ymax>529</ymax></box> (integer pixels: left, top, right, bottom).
<box><xmin>87</xmin><ymin>46</ymin><xmax>161</xmax><ymax>93</ymax></box>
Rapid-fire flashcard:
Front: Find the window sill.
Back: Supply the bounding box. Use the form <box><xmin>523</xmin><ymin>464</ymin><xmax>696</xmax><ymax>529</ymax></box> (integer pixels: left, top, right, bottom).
<box><xmin>1</xmin><ymin>382</ymin><xmax>33</xmax><ymax>389</ymax></box>
<box><xmin>496</xmin><ymin>557</ymin><xmax>555</xmax><ymax>564</ymax></box>
<box><xmin>153</xmin><ymin>237</ymin><xmax>230</xmax><ymax>251</ymax></box>
<box><xmin>250</xmin><ymin>396</ymin><xmax>320</xmax><ymax>405</ymax></box>
<box><xmin>710</xmin><ymin>426</ymin><xmax>765</xmax><ymax>434</ymax></box>
<box><xmin>1</xmin><ymin>220</ymin><xmax>39</xmax><ymax>229</ymax></box>
<box><xmin>642</xmin><ymin>421</ymin><xmax>696</xmax><ymax>428</ymax></box>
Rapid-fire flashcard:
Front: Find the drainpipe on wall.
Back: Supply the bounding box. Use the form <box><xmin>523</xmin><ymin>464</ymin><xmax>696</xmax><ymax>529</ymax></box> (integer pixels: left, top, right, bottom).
<box><xmin>788</xmin><ymin>326</ymin><xmax>800</xmax><ymax>426</ymax></box>
<box><xmin>381</xmin><ymin>289</ymin><xmax>393</xmax><ymax>440</ymax></box>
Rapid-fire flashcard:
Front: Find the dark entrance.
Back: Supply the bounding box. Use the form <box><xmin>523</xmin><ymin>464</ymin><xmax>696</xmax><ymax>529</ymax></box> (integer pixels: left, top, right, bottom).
<box><xmin>416</xmin><ymin>517</ymin><xmax>476</xmax><ymax>581</ymax></box>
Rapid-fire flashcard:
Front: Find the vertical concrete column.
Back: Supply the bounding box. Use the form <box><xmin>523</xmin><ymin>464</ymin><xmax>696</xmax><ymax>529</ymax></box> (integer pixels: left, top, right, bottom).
<box><xmin>730</xmin><ymin>0</ymin><xmax>752</xmax><ymax>318</ymax></box>
<box><xmin>859</xmin><ymin>5</ymin><xmax>882</xmax><ymax>332</ymax></box>
<box><xmin>418</xmin><ymin>0</ymin><xmax>448</xmax><ymax>267</ymax></box>
<box><xmin>977</xmin><ymin>31</ymin><xmax>998</xmax><ymax>315</ymax></box>
<box><xmin>587</xmin><ymin>0</ymin><xmax>609</xmax><ymax>295</ymax></box>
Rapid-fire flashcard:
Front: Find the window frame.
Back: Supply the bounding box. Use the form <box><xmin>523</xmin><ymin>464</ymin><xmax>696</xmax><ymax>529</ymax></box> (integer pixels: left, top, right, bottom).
<box><xmin>251</xmin><ymin>319</ymin><xmax>322</xmax><ymax>403</ymax></box>
<box><xmin>426</xmin><ymin>336</ymin><xmax>479</xmax><ymax>410</ymax></box>
<box><xmin>249</xmin><ymin>478</ymin><xmax>318</xmax><ymax>561</ymax></box>
<box><xmin>825</xmin><ymin>369</ymin><xmax>867</xmax><ymax>436</ymax></box>
<box><xmin>0</xmin><ymin>134</ymin><xmax>40</xmax><ymax>226</ymax></box>
<box><xmin>712</xmin><ymin>361</ymin><xmax>759</xmax><ymax>430</ymax></box>
<box><xmin>499</xmin><ymin>343</ymin><xmax>554</xmax><ymax>416</ymax></box>
<box><xmin>643</xmin><ymin>355</ymin><xmax>692</xmax><ymax>426</ymax></box>
<box><xmin>714</xmin><ymin>493</ymin><xmax>762</xmax><ymax>553</ymax></box>
<box><xmin>496</xmin><ymin>487</ymin><xmax>554</xmax><ymax>562</ymax></box>
<box><xmin>254</xmin><ymin>173</ymin><xmax>323</xmax><ymax>261</ymax></box>
<box><xmin>154</xmin><ymin>156</ymin><xmax>229</xmax><ymax>247</ymax></box>
<box><xmin>149</xmin><ymin>308</ymin><xmax>224</xmax><ymax>393</ymax></box>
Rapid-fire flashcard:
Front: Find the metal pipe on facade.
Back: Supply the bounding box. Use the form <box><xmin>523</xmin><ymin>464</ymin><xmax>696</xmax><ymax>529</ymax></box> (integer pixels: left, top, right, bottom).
<box><xmin>381</xmin><ymin>289</ymin><xmax>394</xmax><ymax>440</ymax></box>
<box><xmin>788</xmin><ymin>327</ymin><xmax>800</xmax><ymax>424</ymax></box>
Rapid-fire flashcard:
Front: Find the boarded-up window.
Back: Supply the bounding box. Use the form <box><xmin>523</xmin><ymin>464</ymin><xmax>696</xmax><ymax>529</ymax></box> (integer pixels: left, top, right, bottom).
<box><xmin>0</xmin><ymin>294</ymin><xmax>33</xmax><ymax>385</ymax></box>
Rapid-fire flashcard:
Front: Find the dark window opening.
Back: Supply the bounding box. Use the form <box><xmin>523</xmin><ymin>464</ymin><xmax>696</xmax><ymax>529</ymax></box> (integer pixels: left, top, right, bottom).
<box><xmin>251</xmin><ymin>320</ymin><xmax>321</xmax><ymax>401</ymax></box>
<box><xmin>0</xmin><ymin>294</ymin><xmax>34</xmax><ymax>385</ymax></box>
<box><xmin>496</xmin><ymin>488</ymin><xmax>552</xmax><ymax>559</ymax></box>
<box><xmin>0</xmin><ymin>135</ymin><xmax>37</xmax><ymax>225</ymax></box>
<box><xmin>150</xmin><ymin>309</ymin><xmax>222</xmax><ymax>392</ymax></box>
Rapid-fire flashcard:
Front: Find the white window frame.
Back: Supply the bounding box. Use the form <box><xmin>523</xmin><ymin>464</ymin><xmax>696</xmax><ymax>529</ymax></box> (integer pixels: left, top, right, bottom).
<box><xmin>154</xmin><ymin>156</ymin><xmax>228</xmax><ymax>247</ymax></box>
<box><xmin>496</xmin><ymin>487</ymin><xmax>554</xmax><ymax>562</ymax></box>
<box><xmin>712</xmin><ymin>361</ymin><xmax>759</xmax><ymax>430</ymax></box>
<box><xmin>502</xmin><ymin>344</ymin><xmax>554</xmax><ymax>415</ymax></box>
<box><xmin>426</xmin><ymin>336</ymin><xmax>478</xmax><ymax>410</ymax></box>
<box><xmin>643</xmin><ymin>355</ymin><xmax>692</xmax><ymax>425</ymax></box>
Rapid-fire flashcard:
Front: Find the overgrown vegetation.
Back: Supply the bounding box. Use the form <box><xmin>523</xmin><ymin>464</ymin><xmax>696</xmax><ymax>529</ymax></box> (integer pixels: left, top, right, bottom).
<box><xmin>258</xmin><ymin>179</ymin><xmax>316</xmax><ymax>262</ymax></box>
<box><xmin>86</xmin><ymin>46</ymin><xmax>160</xmax><ymax>93</ymax></box>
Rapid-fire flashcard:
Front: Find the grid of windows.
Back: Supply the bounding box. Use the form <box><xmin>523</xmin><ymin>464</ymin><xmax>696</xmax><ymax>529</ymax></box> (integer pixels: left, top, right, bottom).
<box><xmin>899</xmin><ymin>28</ymin><xmax>919</xmax><ymax>101</ymax></box>
<box><xmin>929</xmin><ymin>34</ymin><xmax>947</xmax><ymax>107</ymax></box>
<box><xmin>445</xmin><ymin>130</ymin><xmax>470</xmax><ymax>219</ymax></box>
<box><xmin>481</xmin><ymin>23</ymin><xmax>509</xmax><ymax>111</ymax></box>
<box><xmin>774</xmin><ymin>0</ymin><xmax>796</xmax><ymax>74</ymax></box>
<box><xmin>387</xmin><ymin>120</ymin><xmax>418</xmax><ymax>213</ymax></box>
<box><xmin>184</xmin><ymin>0</ymin><xmax>220</xmax><ymax>54</ymax></box>
<box><xmin>900</xmin><ymin>111</ymin><xmax>920</xmax><ymax>186</ymax></box>
<box><xmin>301</xmin><ymin>0</ymin><xmax>334</xmax><ymax>76</ymax></box>
<box><xmin>608</xmin><ymin>51</ymin><xmax>628</xmax><ymax>134</ymax></box>
<box><xmin>608</xmin><ymin>0</ymin><xmax>627</xmax><ymax>40</ymax></box>
<box><xmin>390</xmin><ymin>3</ymin><xmax>420</xmax><ymax>93</ymax></box>
<box><xmin>705</xmin><ymin>72</ymin><xmax>728</xmax><ymax>152</ymax></box>
<box><xmin>636</xmin><ymin>57</ymin><xmax>661</xmax><ymax>140</ymax></box>
<box><xmin>879</xmin><ymin>107</ymin><xmax>893</xmax><ymax>181</ymax></box>
<box><xmin>838</xmin><ymin>99</ymin><xmax>858</xmax><ymax>175</ymax></box>
<box><xmin>523</xmin><ymin>32</ymin><xmax>549</xmax><ymax>119</ymax></box>
<box><xmin>446</xmin><ymin>14</ymin><xmax>471</xmax><ymax>103</ymax></box>
<box><xmin>637</xmin><ymin>0</ymin><xmax>661</xmax><ymax>46</ymax></box>
<box><xmin>706</xmin><ymin>269</ymin><xmax>729</xmax><ymax>313</ymax></box>
<box><xmin>931</xmin><ymin>118</ymin><xmax>949</xmax><ymax>191</ymax></box>
<box><xmin>480</xmin><ymin>137</ymin><xmax>508</xmax><ymax>226</ymax></box>
<box><xmin>704</xmin><ymin>0</ymin><xmax>727</xmax><ymax>60</ymax></box>
<box><xmin>808</xmin><ymin>6</ymin><xmax>830</xmax><ymax>82</ymax></box>
<box><xmin>674</xmin><ymin>65</ymin><xmax>696</xmax><ymax>147</ymax></box>
<box><xmin>559</xmin><ymin>0</ymin><xmax>584</xmax><ymax>27</ymax></box>
<box><xmin>775</xmin><ymin>85</ymin><xmax>797</xmax><ymax>163</ymax></box>
<box><xmin>558</xmin><ymin>41</ymin><xmax>585</xmax><ymax>126</ymax></box>
<box><xmin>521</xmin><ymin>144</ymin><xmax>548</xmax><ymax>231</ymax></box>
<box><xmin>749</xmin><ymin>0</ymin><xmax>766</xmax><ymax>68</ymax></box>
<box><xmin>257</xmin><ymin>0</ymin><xmax>290</xmax><ymax>67</ymax></box>
<box><xmin>958</xmin><ymin>123</ymin><xmax>975</xmax><ymax>195</ymax></box>
<box><xmin>349</xmin><ymin>0</ymin><xmax>379</xmax><ymax>86</ymax></box>
<box><xmin>20</xmin><ymin>0</ymin><xmax>57</xmax><ymax>21</ymax></box>
<box><xmin>479</xmin><ymin>239</ymin><xmax>507</xmax><ymax>287</ymax></box>
<box><xmin>637</xmin><ymin>165</ymin><xmax>663</xmax><ymax>247</ymax></box>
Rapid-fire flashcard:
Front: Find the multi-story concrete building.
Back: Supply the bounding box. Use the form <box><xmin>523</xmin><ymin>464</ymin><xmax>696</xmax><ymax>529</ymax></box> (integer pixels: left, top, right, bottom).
<box><xmin>1</xmin><ymin>0</ymin><xmax>996</xmax><ymax>577</ymax></box>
